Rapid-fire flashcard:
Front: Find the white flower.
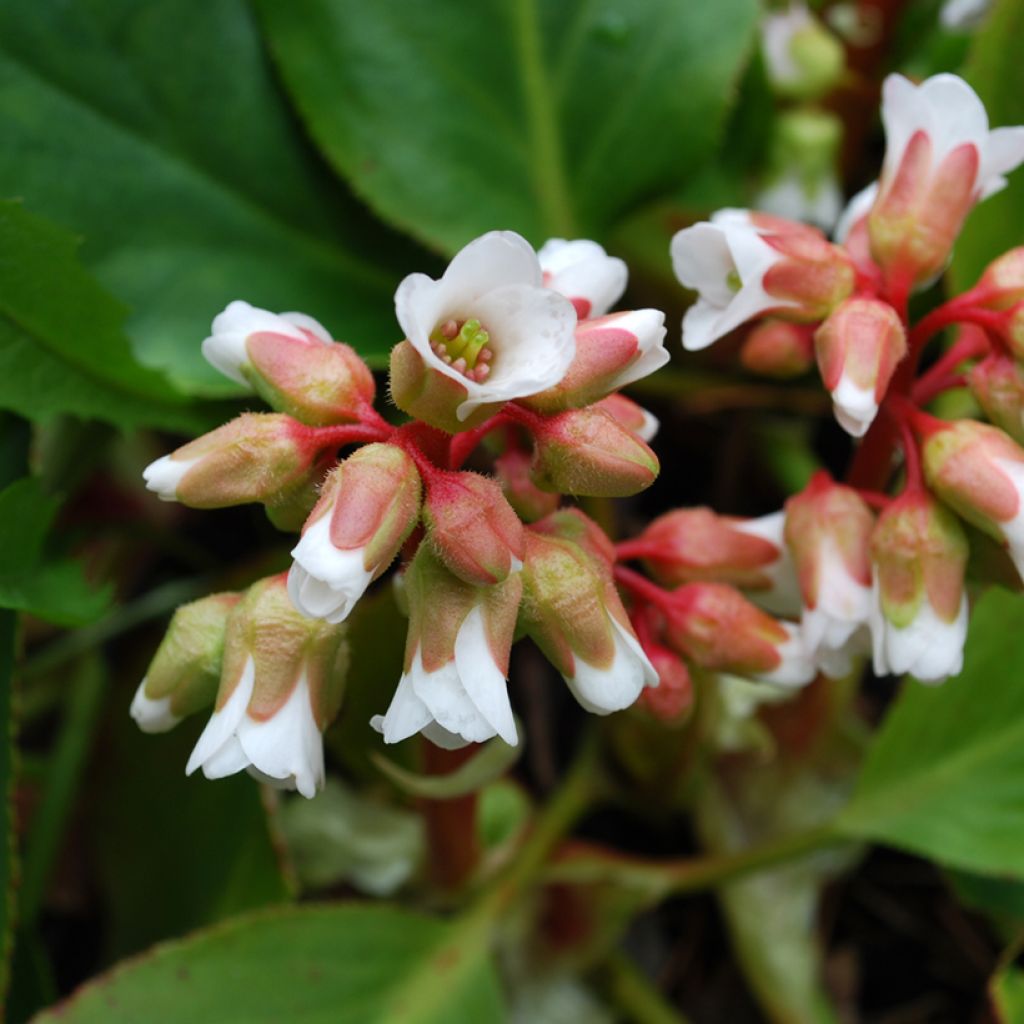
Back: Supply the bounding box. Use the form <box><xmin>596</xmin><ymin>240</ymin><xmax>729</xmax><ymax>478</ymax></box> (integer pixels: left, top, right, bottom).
<box><xmin>635</xmin><ymin>407</ymin><xmax>660</xmax><ymax>443</ymax></box>
<box><xmin>733</xmin><ymin>511</ymin><xmax>804</xmax><ymax>618</ymax></box>
<box><xmin>202</xmin><ymin>300</ymin><xmax>331</xmax><ymax>386</ymax></box>
<box><xmin>142</xmin><ymin>453</ymin><xmax>198</xmax><ymax>502</ymax></box>
<box><xmin>870</xmin><ymin>580</ymin><xmax>968</xmax><ymax>683</ymax></box>
<box><xmin>880</xmin><ymin>73</ymin><xmax>1024</xmax><ymax>205</ymax></box>
<box><xmin>129</xmin><ymin>678</ymin><xmax>180</xmax><ymax>733</ymax></box>
<box><xmin>565</xmin><ymin>616</ymin><xmax>658</xmax><ymax>715</ymax></box>
<box><xmin>186</xmin><ymin>658</ymin><xmax>324</xmax><ymax>799</ymax></box>
<box><xmin>671</xmin><ymin>211</ymin><xmax>795</xmax><ymax>351</ymax></box>
<box><xmin>755</xmin><ymin>621</ymin><xmax>817</xmax><ymax>687</ymax></box>
<box><xmin>940</xmin><ymin>0</ymin><xmax>991</xmax><ymax>30</ymax></box>
<box><xmin>394</xmin><ymin>231</ymin><xmax>578</xmax><ymax>422</ymax></box>
<box><xmin>538</xmin><ymin>238</ymin><xmax>628</xmax><ymax>319</ymax></box>
<box><xmin>288</xmin><ymin>516</ymin><xmax>374</xmax><ymax>625</ymax></box>
<box><xmin>372</xmin><ymin>605</ymin><xmax>518</xmax><ymax>748</ymax></box>
<box><xmin>596</xmin><ymin>308</ymin><xmax>671</xmax><ymax>390</ymax></box>
<box><xmin>801</xmin><ymin>535</ymin><xmax>872</xmax><ymax>664</ymax></box>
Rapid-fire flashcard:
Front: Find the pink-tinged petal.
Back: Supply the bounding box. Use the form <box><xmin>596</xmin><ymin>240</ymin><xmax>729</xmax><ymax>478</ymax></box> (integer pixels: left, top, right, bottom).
<box><xmin>601</xmin><ymin>309</ymin><xmax>669</xmax><ymax>390</ymax></box>
<box><xmin>203</xmin><ymin>301</ymin><xmax>310</xmax><ymax>385</ymax></box>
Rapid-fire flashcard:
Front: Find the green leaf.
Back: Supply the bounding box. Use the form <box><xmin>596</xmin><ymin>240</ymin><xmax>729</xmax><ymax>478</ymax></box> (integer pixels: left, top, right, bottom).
<box><xmin>0</xmin><ymin>0</ymin><xmax>414</xmax><ymax>391</ymax></box>
<box><xmin>32</xmin><ymin>903</ymin><xmax>507</xmax><ymax>1023</ymax></box>
<box><xmin>0</xmin><ymin>478</ymin><xmax>109</xmax><ymax>626</ymax></box>
<box><xmin>992</xmin><ymin>964</ymin><xmax>1024</xmax><ymax>1024</ymax></box>
<box><xmin>838</xmin><ymin>587</ymin><xmax>1024</xmax><ymax>875</ymax></box>
<box><xmin>0</xmin><ymin>610</ymin><xmax>16</xmax><ymax>1018</ymax></box>
<box><xmin>949</xmin><ymin>0</ymin><xmax>1024</xmax><ymax>293</ymax></box>
<box><xmin>372</xmin><ymin>731</ymin><xmax>521</xmax><ymax>800</ymax></box>
<box><xmin>257</xmin><ymin>0</ymin><xmax>759</xmax><ymax>251</ymax></box>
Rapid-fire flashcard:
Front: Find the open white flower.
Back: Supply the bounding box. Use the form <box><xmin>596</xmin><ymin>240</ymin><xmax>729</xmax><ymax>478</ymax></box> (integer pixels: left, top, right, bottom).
<box><xmin>566</xmin><ymin>616</ymin><xmax>659</xmax><ymax>715</ymax></box>
<box><xmin>538</xmin><ymin>238</ymin><xmax>628</xmax><ymax>319</ymax></box>
<box><xmin>394</xmin><ymin>231</ymin><xmax>577</xmax><ymax>422</ymax></box>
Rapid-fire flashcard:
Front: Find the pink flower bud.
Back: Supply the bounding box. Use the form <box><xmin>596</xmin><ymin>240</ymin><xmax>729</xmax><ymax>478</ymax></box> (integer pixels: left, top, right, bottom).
<box><xmin>529</xmin><ymin>507</ymin><xmax>617</xmax><ymax>566</ymax></box>
<box><xmin>868</xmin><ymin>74</ymin><xmax>1024</xmax><ymax>287</ymax></box>
<box><xmin>186</xmin><ymin>575</ymin><xmax>349</xmax><ymax>798</ymax></box>
<box><xmin>968</xmin><ymin>353</ymin><xmax>1024</xmax><ymax>443</ymax></box>
<box><xmin>142</xmin><ymin>413</ymin><xmax>323</xmax><ymax>510</ymax></box>
<box><xmin>530</xmin><ymin>406</ymin><xmax>659</xmax><ymax>497</ymax></box>
<box><xmin>519</xmin><ymin>530</ymin><xmax>657</xmax><ymax>714</ymax></box>
<box><xmin>638</xmin><ymin>645</ymin><xmax>693</xmax><ymax>722</ymax></box>
<box><xmin>203</xmin><ymin>301</ymin><xmax>374</xmax><ymax>424</ymax></box>
<box><xmin>493</xmin><ymin>447</ymin><xmax>561</xmax><ymax>522</ymax></box>
<box><xmin>740</xmin><ymin>320</ymin><xmax>815</xmax><ymax>378</ymax></box>
<box><xmin>974</xmin><ymin>249</ymin><xmax>1024</xmax><ymax>358</ymax></box>
<box><xmin>288</xmin><ymin>443</ymin><xmax>422</xmax><ymax>623</ymax></box>
<box><xmin>372</xmin><ymin>546</ymin><xmax>521</xmax><ymax>748</ymax></box>
<box><xmin>422</xmin><ymin>470</ymin><xmax>525</xmax><ymax>586</ymax></box>
<box><xmin>521</xmin><ymin>310</ymin><xmax>669</xmax><ymax>412</ymax></box>
<box><xmin>784</xmin><ymin>472</ymin><xmax>874</xmax><ymax>663</ymax></box>
<box><xmin>814</xmin><ymin>297</ymin><xmax>907</xmax><ymax>437</ymax></box>
<box><xmin>594</xmin><ymin>394</ymin><xmax>660</xmax><ymax>443</ymax></box>
<box><xmin>660</xmin><ymin>582</ymin><xmax>814</xmax><ymax>687</ymax></box>
<box><xmin>131</xmin><ymin>593</ymin><xmax>240</xmax><ymax>733</ymax></box>
<box><xmin>869</xmin><ymin>490</ymin><xmax>968</xmax><ymax>682</ymax></box>
<box><xmin>538</xmin><ymin>238</ymin><xmax>628</xmax><ymax>319</ymax></box>
<box><xmin>921</xmin><ymin>418</ymin><xmax>1024</xmax><ymax>579</ymax></box>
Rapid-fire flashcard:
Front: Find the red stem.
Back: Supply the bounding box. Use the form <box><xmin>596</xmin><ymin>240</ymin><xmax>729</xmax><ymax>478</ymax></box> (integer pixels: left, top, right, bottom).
<box><xmin>448</xmin><ymin>413</ymin><xmax>513</xmax><ymax>470</ymax></box>
<box><xmin>307</xmin><ymin>421</ymin><xmax>393</xmax><ymax>450</ymax></box>
<box><xmin>910</xmin><ymin>326</ymin><xmax>990</xmax><ymax>404</ymax></box>
<box><xmin>419</xmin><ymin>741</ymin><xmax>481</xmax><ymax>891</ymax></box>
<box><xmin>892</xmin><ymin>409</ymin><xmax>925</xmax><ymax>494</ymax></box>
<box><xmin>613</xmin><ymin>565</ymin><xmax>674</xmax><ymax>611</ymax></box>
<box><xmin>854</xmin><ymin>488</ymin><xmax>893</xmax><ymax>510</ymax></box>
<box><xmin>614</xmin><ymin>540</ymin><xmax>663</xmax><ymax>562</ymax></box>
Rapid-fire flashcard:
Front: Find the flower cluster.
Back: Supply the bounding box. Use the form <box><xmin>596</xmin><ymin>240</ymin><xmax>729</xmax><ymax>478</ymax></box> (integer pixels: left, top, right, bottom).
<box><xmin>136</xmin><ymin>232</ymin><xmax>668</xmax><ymax>793</ymax></box>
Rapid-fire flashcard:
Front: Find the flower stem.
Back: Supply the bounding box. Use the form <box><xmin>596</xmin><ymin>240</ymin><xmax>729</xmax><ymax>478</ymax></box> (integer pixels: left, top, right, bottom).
<box><xmin>602</xmin><ymin>951</ymin><xmax>693</xmax><ymax>1024</ymax></box>
<box><xmin>420</xmin><ymin>741</ymin><xmax>482</xmax><ymax>892</ymax></box>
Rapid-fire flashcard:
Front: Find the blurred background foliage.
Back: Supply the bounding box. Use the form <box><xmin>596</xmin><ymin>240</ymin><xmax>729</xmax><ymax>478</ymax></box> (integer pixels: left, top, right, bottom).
<box><xmin>2</xmin><ymin>0</ymin><xmax>1024</xmax><ymax>1021</ymax></box>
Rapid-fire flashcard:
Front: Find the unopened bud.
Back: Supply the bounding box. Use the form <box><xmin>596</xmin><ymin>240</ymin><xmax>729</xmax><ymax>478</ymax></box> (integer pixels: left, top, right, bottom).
<box><xmin>531</xmin><ymin>406</ymin><xmax>659</xmax><ymax>497</ymax></box>
<box><xmin>968</xmin><ymin>354</ymin><xmax>1024</xmax><ymax>444</ymax></box>
<box><xmin>529</xmin><ymin>507</ymin><xmax>617</xmax><ymax>566</ymax></box>
<box><xmin>494</xmin><ymin>448</ymin><xmax>560</xmax><ymax>522</ymax></box>
<box><xmin>740</xmin><ymin>320</ymin><xmax>815</xmax><ymax>378</ymax></box>
<box><xmin>815</xmin><ymin>297</ymin><xmax>907</xmax><ymax>437</ymax></box>
<box><xmin>422</xmin><ymin>470</ymin><xmax>525</xmax><ymax>586</ymax></box>
<box><xmin>288</xmin><ymin>443</ymin><xmax>422</xmax><ymax>623</ymax></box>
<box><xmin>636</xmin><ymin>634</ymin><xmax>693</xmax><ymax>722</ymax></box>
<box><xmin>594</xmin><ymin>394</ymin><xmax>660</xmax><ymax>442</ymax></box>
<box><xmin>131</xmin><ymin>593</ymin><xmax>240</xmax><ymax>733</ymax></box>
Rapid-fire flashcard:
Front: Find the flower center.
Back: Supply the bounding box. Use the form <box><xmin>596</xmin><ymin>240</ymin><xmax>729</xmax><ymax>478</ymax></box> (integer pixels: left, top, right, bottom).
<box><xmin>726</xmin><ymin>269</ymin><xmax>743</xmax><ymax>293</ymax></box>
<box><xmin>429</xmin><ymin>318</ymin><xmax>493</xmax><ymax>382</ymax></box>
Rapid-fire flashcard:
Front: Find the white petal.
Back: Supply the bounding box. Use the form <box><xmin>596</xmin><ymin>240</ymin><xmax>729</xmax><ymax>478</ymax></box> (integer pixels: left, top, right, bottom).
<box><xmin>203</xmin><ymin>300</ymin><xmax>308</xmax><ymax>385</ymax></box>
<box><xmin>565</xmin><ymin>617</ymin><xmax>657</xmax><ymax>714</ymax></box>
<box><xmin>376</xmin><ymin>670</ymin><xmax>434</xmax><ymax>744</ymax></box>
<box><xmin>279</xmin><ymin>311</ymin><xmax>332</xmax><ymax>344</ymax></box>
<box><xmin>761</xmin><ymin>5</ymin><xmax>815</xmax><ymax>87</ymax></box>
<box><xmin>671</xmin><ymin>223</ymin><xmax>739</xmax><ymax>307</ymax></box>
<box><xmin>288</xmin><ymin>517</ymin><xmax>374</xmax><ymax>624</ymax></box>
<box><xmin>603</xmin><ymin>309</ymin><xmax>670</xmax><ymax>390</ymax></box>
<box><xmin>636</xmin><ymin>407</ymin><xmax>660</xmax><ymax>444</ymax></box>
<box><xmin>834</xmin><ymin>181</ymin><xmax>878</xmax><ymax>243</ymax></box>
<box><xmin>129</xmin><ymin>678</ymin><xmax>180</xmax><ymax>734</ymax></box>
<box><xmin>734</xmin><ymin>511</ymin><xmax>804</xmax><ymax>618</ymax></box>
<box><xmin>539</xmin><ymin>238</ymin><xmax>628</xmax><ymax>318</ymax></box>
<box><xmin>979</xmin><ymin>127</ymin><xmax>1024</xmax><ymax>200</ymax></box>
<box><xmin>409</xmin><ymin>648</ymin><xmax>496</xmax><ymax>745</ymax></box>
<box><xmin>142</xmin><ymin>454</ymin><xmax>199</xmax><ymax>502</ymax></box>
<box><xmin>755</xmin><ymin>172</ymin><xmax>843</xmax><ymax>232</ymax></box>
<box><xmin>831</xmin><ymin>374</ymin><xmax>878</xmax><ymax>437</ymax></box>
<box><xmin>453</xmin><ymin>605</ymin><xmax>518</xmax><ymax>745</ymax></box>
<box><xmin>420</xmin><ymin>722</ymin><xmax>473</xmax><ymax>750</ymax></box>
<box><xmin>940</xmin><ymin>0</ymin><xmax>991</xmax><ymax>29</ymax></box>
<box><xmin>200</xmin><ymin>733</ymin><xmax>250</xmax><ymax>779</ymax></box>
<box><xmin>754</xmin><ymin>621</ymin><xmax>817</xmax><ymax>688</ymax></box>
<box><xmin>186</xmin><ymin>659</ymin><xmax>255</xmax><ymax>776</ymax></box>
<box><xmin>991</xmin><ymin>457</ymin><xmax>1024</xmax><ymax>579</ymax></box>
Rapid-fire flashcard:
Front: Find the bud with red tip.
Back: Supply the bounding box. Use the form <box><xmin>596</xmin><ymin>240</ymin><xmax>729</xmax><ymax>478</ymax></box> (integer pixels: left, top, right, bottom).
<box><xmin>130</xmin><ymin>593</ymin><xmax>240</xmax><ymax>733</ymax></box>
<box><xmin>493</xmin><ymin>447</ymin><xmax>560</xmax><ymax>522</ymax></box>
<box><xmin>594</xmin><ymin>393</ymin><xmax>659</xmax><ymax>443</ymax></box>
<box><xmin>372</xmin><ymin>546</ymin><xmax>521</xmax><ymax>749</ymax></box>
<box><xmin>968</xmin><ymin>353</ymin><xmax>1024</xmax><ymax>444</ymax></box>
<box><xmin>869</xmin><ymin>490</ymin><xmax>968</xmax><ymax>682</ymax></box>
<box><xmin>521</xmin><ymin>310</ymin><xmax>669</xmax><ymax>412</ymax></box>
<box><xmin>186</xmin><ymin>575</ymin><xmax>349</xmax><ymax>798</ymax></box>
<box><xmin>920</xmin><ymin>417</ymin><xmax>1024</xmax><ymax>579</ymax></box>
<box><xmin>784</xmin><ymin>472</ymin><xmax>874</xmax><ymax>669</ymax></box>
<box><xmin>288</xmin><ymin>443</ymin><xmax>422</xmax><ymax>623</ymax></box>
<box><xmin>537</xmin><ymin>238</ymin><xmax>628</xmax><ymax>319</ymax></box>
<box><xmin>740</xmin><ymin>320</ymin><xmax>815</xmax><ymax>378</ymax></box>
<box><xmin>660</xmin><ymin>582</ymin><xmax>814</xmax><ymax>687</ymax></box>
<box><xmin>519</xmin><ymin>528</ymin><xmax>657</xmax><ymax>714</ymax></box>
<box><xmin>422</xmin><ymin>470</ymin><xmax>525</xmax><ymax>586</ymax></box>
<box><xmin>814</xmin><ymin>297</ymin><xmax>907</xmax><ymax>437</ymax></box>
<box><xmin>530</xmin><ymin>406</ymin><xmax>659</xmax><ymax>497</ymax></box>
<box><xmin>203</xmin><ymin>301</ymin><xmax>375</xmax><ymax>424</ymax></box>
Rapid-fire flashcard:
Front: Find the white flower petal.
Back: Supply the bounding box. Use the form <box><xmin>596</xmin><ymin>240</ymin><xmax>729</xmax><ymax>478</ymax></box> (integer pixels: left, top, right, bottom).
<box><xmin>831</xmin><ymin>374</ymin><xmax>878</xmax><ymax>437</ymax></box>
<box><xmin>288</xmin><ymin>517</ymin><xmax>374</xmax><ymax>624</ymax></box>
<box><xmin>602</xmin><ymin>309</ymin><xmax>670</xmax><ymax>390</ymax></box>
<box><xmin>129</xmin><ymin>678</ymin><xmax>180</xmax><ymax>734</ymax></box>
<box><xmin>409</xmin><ymin>648</ymin><xmax>496</xmax><ymax>745</ymax></box>
<box><xmin>279</xmin><ymin>311</ymin><xmax>332</xmax><ymax>344</ymax></box>
<box><xmin>991</xmin><ymin>457</ymin><xmax>1024</xmax><ymax>578</ymax></box>
<box><xmin>538</xmin><ymin>238</ymin><xmax>628</xmax><ymax>318</ymax></box>
<box><xmin>754</xmin><ymin>621</ymin><xmax>816</xmax><ymax>688</ymax></box>
<box><xmin>186</xmin><ymin>659</ymin><xmax>255</xmax><ymax>776</ymax></box>
<box><xmin>565</xmin><ymin>618</ymin><xmax>657</xmax><ymax>714</ymax></box>
<box><xmin>142</xmin><ymin>454</ymin><xmax>199</xmax><ymax>502</ymax></box>
<box><xmin>453</xmin><ymin>605</ymin><xmax>518</xmax><ymax>745</ymax></box>
<box><xmin>636</xmin><ymin>407</ymin><xmax>660</xmax><ymax>443</ymax></box>
<box><xmin>376</xmin><ymin>670</ymin><xmax>435</xmax><ymax>745</ymax></box>
<box><xmin>834</xmin><ymin>181</ymin><xmax>878</xmax><ymax>243</ymax></box>
<box><xmin>203</xmin><ymin>300</ymin><xmax>309</xmax><ymax>385</ymax></box>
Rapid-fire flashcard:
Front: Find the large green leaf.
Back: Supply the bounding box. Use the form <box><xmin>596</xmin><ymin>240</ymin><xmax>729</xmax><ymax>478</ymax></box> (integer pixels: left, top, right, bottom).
<box><xmin>0</xmin><ymin>0</ymin><xmax>414</xmax><ymax>392</ymax></box>
<box><xmin>32</xmin><ymin>904</ymin><xmax>506</xmax><ymax>1023</ymax></box>
<box><xmin>949</xmin><ymin>0</ymin><xmax>1024</xmax><ymax>292</ymax></box>
<box><xmin>0</xmin><ymin>609</ymin><xmax>15</xmax><ymax>1019</ymax></box>
<box><xmin>257</xmin><ymin>0</ymin><xmax>759</xmax><ymax>252</ymax></box>
<box><xmin>838</xmin><ymin>588</ymin><xmax>1024</xmax><ymax>875</ymax></box>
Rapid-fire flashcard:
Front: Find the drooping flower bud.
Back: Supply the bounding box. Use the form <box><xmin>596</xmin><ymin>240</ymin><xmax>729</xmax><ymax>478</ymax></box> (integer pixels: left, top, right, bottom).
<box><xmin>288</xmin><ymin>443</ymin><xmax>422</xmax><ymax>623</ymax></box>
<box><xmin>869</xmin><ymin>490</ymin><xmax>969</xmax><ymax>682</ymax></box>
<box><xmin>422</xmin><ymin>470</ymin><xmax>524</xmax><ymax>586</ymax></box>
<box><xmin>186</xmin><ymin>575</ymin><xmax>349</xmax><ymax>798</ymax></box>
<box><xmin>659</xmin><ymin>582</ymin><xmax>815</xmax><ymax>687</ymax></box>
<box><xmin>493</xmin><ymin>447</ymin><xmax>561</xmax><ymax>522</ymax></box>
<box><xmin>203</xmin><ymin>301</ymin><xmax>375</xmax><ymax>424</ymax></box>
<box><xmin>671</xmin><ymin>209</ymin><xmax>855</xmax><ymax>351</ymax></box>
<box><xmin>372</xmin><ymin>546</ymin><xmax>521</xmax><ymax>748</ymax></box>
<box><xmin>530</xmin><ymin>406</ymin><xmax>659</xmax><ymax>497</ymax></box>
<box><xmin>784</xmin><ymin>472</ymin><xmax>874</xmax><ymax>667</ymax></box>
<box><xmin>143</xmin><ymin>414</ymin><xmax>326</xmax><ymax>511</ymax></box>
<box><xmin>594</xmin><ymin>394</ymin><xmax>660</xmax><ymax>443</ymax></box>
<box><xmin>537</xmin><ymin>238</ymin><xmax>628</xmax><ymax>319</ymax></box>
<box><xmin>920</xmin><ymin>418</ymin><xmax>1024</xmax><ymax>579</ymax></box>
<box><xmin>519</xmin><ymin>529</ymin><xmax>657</xmax><ymax>714</ymax></box>
<box><xmin>740</xmin><ymin>320</ymin><xmax>815</xmax><ymax>378</ymax></box>
<box><xmin>814</xmin><ymin>297</ymin><xmax>907</xmax><ymax>437</ymax></box>
<box><xmin>130</xmin><ymin>593</ymin><xmax>240</xmax><ymax>733</ymax></box>
<box><xmin>761</xmin><ymin>4</ymin><xmax>845</xmax><ymax>101</ymax></box>
<box><xmin>967</xmin><ymin>353</ymin><xmax>1024</xmax><ymax>444</ymax></box>
<box><xmin>521</xmin><ymin>310</ymin><xmax>669</xmax><ymax>412</ymax></box>
<box><xmin>868</xmin><ymin>74</ymin><xmax>1024</xmax><ymax>288</ymax></box>
<box><xmin>391</xmin><ymin>231</ymin><xmax>577</xmax><ymax>433</ymax></box>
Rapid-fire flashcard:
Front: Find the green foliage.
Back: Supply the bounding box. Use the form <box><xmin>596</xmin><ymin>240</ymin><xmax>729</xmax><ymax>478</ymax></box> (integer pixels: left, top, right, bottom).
<box><xmin>257</xmin><ymin>0</ymin><xmax>759</xmax><ymax>251</ymax></box>
<box><xmin>33</xmin><ymin>904</ymin><xmax>506</xmax><ymax>1024</ymax></box>
<box><xmin>992</xmin><ymin>965</ymin><xmax>1024</xmax><ymax>1024</ymax></box>
<box><xmin>0</xmin><ymin>0</ymin><xmax>415</xmax><ymax>389</ymax></box>
<box><xmin>0</xmin><ymin>610</ymin><xmax>15</xmax><ymax>1018</ymax></box>
<box><xmin>838</xmin><ymin>588</ymin><xmax>1024</xmax><ymax>876</ymax></box>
